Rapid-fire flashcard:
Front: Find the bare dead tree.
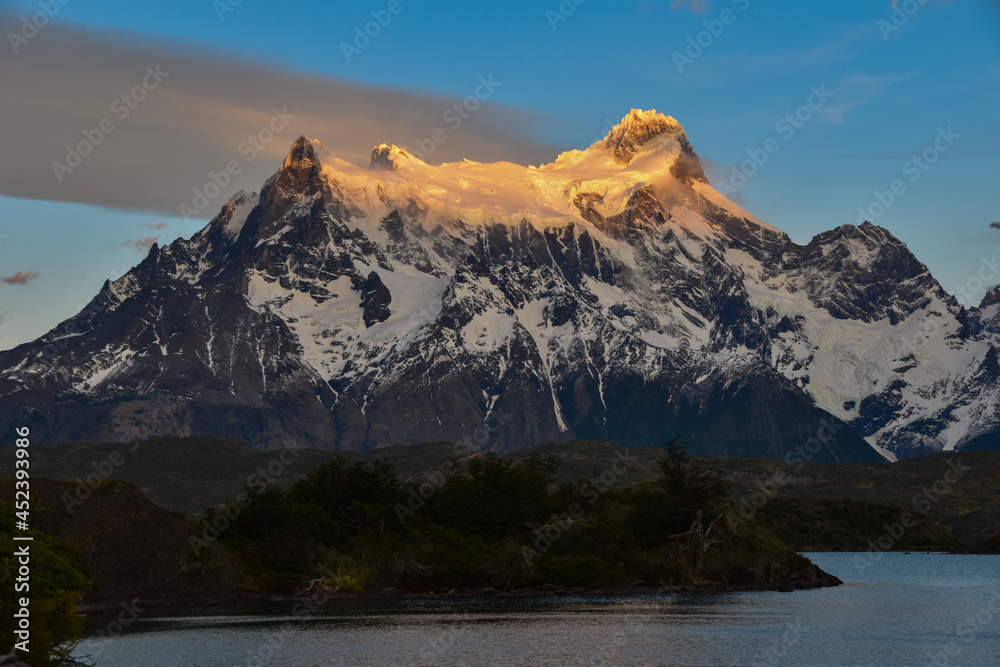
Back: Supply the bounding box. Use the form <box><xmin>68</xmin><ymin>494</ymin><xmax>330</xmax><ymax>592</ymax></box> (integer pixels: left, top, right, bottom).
<box><xmin>295</xmin><ymin>577</ymin><xmax>329</xmax><ymax>595</ymax></box>
<box><xmin>669</xmin><ymin>509</ymin><xmax>728</xmax><ymax>573</ymax></box>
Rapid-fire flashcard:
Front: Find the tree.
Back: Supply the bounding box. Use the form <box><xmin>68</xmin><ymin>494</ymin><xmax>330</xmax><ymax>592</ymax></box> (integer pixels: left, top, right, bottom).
<box><xmin>0</xmin><ymin>501</ymin><xmax>91</xmax><ymax>666</ymax></box>
<box><xmin>658</xmin><ymin>438</ymin><xmax>726</xmax><ymax>504</ymax></box>
<box><xmin>213</xmin><ymin>486</ymin><xmax>338</xmax><ymax>591</ymax></box>
<box><xmin>669</xmin><ymin>509</ymin><xmax>727</xmax><ymax>574</ymax></box>
<box><xmin>425</xmin><ymin>453</ymin><xmax>559</xmax><ymax>540</ymax></box>
<box><xmin>657</xmin><ymin>438</ymin><xmax>728</xmax><ymax>534</ymax></box>
<box><xmin>290</xmin><ymin>457</ymin><xmax>402</xmax><ymax>535</ymax></box>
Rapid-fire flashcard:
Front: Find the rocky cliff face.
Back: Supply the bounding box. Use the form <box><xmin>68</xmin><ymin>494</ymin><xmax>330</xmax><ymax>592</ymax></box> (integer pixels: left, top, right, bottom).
<box><xmin>2</xmin><ymin>109</ymin><xmax>998</xmax><ymax>460</ymax></box>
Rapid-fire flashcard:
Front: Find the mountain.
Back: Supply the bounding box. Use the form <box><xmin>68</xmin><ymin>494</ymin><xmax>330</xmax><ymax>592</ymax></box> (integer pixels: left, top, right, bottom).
<box><xmin>2</xmin><ymin>109</ymin><xmax>998</xmax><ymax>461</ymax></box>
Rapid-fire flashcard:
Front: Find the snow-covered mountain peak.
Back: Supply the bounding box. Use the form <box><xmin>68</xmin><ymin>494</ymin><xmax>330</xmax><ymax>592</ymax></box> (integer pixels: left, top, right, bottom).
<box><xmin>5</xmin><ymin>110</ymin><xmax>1000</xmax><ymax>462</ymax></box>
<box><xmin>257</xmin><ymin>112</ymin><xmax>740</xmax><ymax>243</ymax></box>
<box><xmin>581</xmin><ymin>109</ymin><xmax>705</xmax><ymax>181</ymax></box>
<box><xmin>282</xmin><ymin>135</ymin><xmax>319</xmax><ymax>170</ymax></box>
<box><xmin>369</xmin><ymin>143</ymin><xmax>415</xmax><ymax>171</ymax></box>
<box><xmin>981</xmin><ymin>286</ymin><xmax>1000</xmax><ymax>308</ymax></box>
<box><xmin>595</xmin><ymin>109</ymin><xmax>684</xmax><ymax>163</ymax></box>
<box><xmin>267</xmin><ymin>135</ymin><xmax>324</xmax><ymax>206</ymax></box>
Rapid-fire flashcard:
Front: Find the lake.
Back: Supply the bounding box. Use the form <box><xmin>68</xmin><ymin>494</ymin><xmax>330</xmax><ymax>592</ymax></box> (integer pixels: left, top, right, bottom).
<box><xmin>77</xmin><ymin>552</ymin><xmax>1000</xmax><ymax>666</ymax></box>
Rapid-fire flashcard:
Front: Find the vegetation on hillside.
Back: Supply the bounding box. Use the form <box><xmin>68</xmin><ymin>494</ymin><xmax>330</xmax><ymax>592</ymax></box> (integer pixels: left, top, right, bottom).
<box><xmin>754</xmin><ymin>497</ymin><xmax>964</xmax><ymax>552</ymax></box>
<box><xmin>975</xmin><ymin>532</ymin><xmax>1000</xmax><ymax>554</ymax></box>
<box><xmin>212</xmin><ymin>441</ymin><xmax>830</xmax><ymax>593</ymax></box>
<box><xmin>0</xmin><ymin>500</ymin><xmax>91</xmax><ymax>666</ymax></box>
<box><xmin>7</xmin><ymin>439</ymin><xmax>998</xmax><ymax>549</ymax></box>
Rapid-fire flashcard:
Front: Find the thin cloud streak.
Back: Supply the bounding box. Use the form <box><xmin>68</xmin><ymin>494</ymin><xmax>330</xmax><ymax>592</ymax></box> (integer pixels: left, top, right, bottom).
<box><xmin>0</xmin><ymin>12</ymin><xmax>559</xmax><ymax>217</ymax></box>
<box><xmin>670</xmin><ymin>0</ymin><xmax>710</xmax><ymax>16</ymax></box>
<box><xmin>109</xmin><ymin>236</ymin><xmax>160</xmax><ymax>252</ymax></box>
<box><xmin>650</xmin><ymin>24</ymin><xmax>874</xmax><ymax>86</ymax></box>
<box><xmin>1</xmin><ymin>270</ymin><xmax>40</xmax><ymax>285</ymax></box>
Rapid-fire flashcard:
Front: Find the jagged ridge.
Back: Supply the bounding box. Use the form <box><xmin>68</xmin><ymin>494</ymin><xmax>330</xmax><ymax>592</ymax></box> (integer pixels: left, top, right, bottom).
<box><xmin>1</xmin><ymin>110</ymin><xmax>998</xmax><ymax>461</ymax></box>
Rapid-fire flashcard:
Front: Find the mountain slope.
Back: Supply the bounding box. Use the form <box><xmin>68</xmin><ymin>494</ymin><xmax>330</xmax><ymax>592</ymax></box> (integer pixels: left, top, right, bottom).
<box><xmin>2</xmin><ymin>109</ymin><xmax>996</xmax><ymax>461</ymax></box>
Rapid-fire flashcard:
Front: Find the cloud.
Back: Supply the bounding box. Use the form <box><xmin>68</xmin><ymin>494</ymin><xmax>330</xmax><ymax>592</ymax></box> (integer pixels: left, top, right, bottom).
<box><xmin>647</xmin><ymin>24</ymin><xmax>874</xmax><ymax>87</ymax></box>
<box><xmin>0</xmin><ymin>311</ymin><xmax>6</xmax><ymax>325</ymax></box>
<box><xmin>110</xmin><ymin>236</ymin><xmax>160</xmax><ymax>253</ymax></box>
<box><xmin>791</xmin><ymin>127</ymin><xmax>992</xmax><ymax>161</ymax></box>
<box><xmin>809</xmin><ymin>70</ymin><xmax>920</xmax><ymax>126</ymax></box>
<box><xmin>670</xmin><ymin>0</ymin><xmax>710</xmax><ymax>15</ymax></box>
<box><xmin>142</xmin><ymin>222</ymin><xmax>168</xmax><ymax>230</ymax></box>
<box><xmin>0</xmin><ymin>11</ymin><xmax>559</xmax><ymax>218</ymax></box>
<box><xmin>1</xmin><ymin>270</ymin><xmax>40</xmax><ymax>285</ymax></box>
<box><xmin>891</xmin><ymin>0</ymin><xmax>955</xmax><ymax>7</ymax></box>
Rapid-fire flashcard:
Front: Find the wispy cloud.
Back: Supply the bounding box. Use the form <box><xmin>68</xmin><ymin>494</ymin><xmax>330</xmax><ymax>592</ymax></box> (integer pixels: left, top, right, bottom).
<box><xmin>670</xmin><ymin>0</ymin><xmax>710</xmax><ymax>16</ymax></box>
<box><xmin>634</xmin><ymin>0</ymin><xmax>710</xmax><ymax>14</ymax></box>
<box><xmin>142</xmin><ymin>222</ymin><xmax>168</xmax><ymax>230</ymax></box>
<box><xmin>0</xmin><ymin>11</ymin><xmax>558</xmax><ymax>217</ymax></box>
<box><xmin>892</xmin><ymin>0</ymin><xmax>954</xmax><ymax>7</ymax></box>
<box><xmin>814</xmin><ymin>70</ymin><xmax>920</xmax><ymax>125</ymax></box>
<box><xmin>1</xmin><ymin>270</ymin><xmax>40</xmax><ymax>285</ymax></box>
<box><xmin>110</xmin><ymin>236</ymin><xmax>159</xmax><ymax>253</ymax></box>
<box><xmin>648</xmin><ymin>24</ymin><xmax>873</xmax><ymax>87</ymax></box>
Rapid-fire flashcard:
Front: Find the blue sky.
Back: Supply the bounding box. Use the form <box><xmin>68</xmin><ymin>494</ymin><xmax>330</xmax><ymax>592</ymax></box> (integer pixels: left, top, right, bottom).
<box><xmin>0</xmin><ymin>0</ymin><xmax>998</xmax><ymax>350</ymax></box>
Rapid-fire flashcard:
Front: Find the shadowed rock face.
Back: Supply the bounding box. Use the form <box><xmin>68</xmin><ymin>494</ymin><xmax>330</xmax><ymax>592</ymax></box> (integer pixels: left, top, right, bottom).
<box><xmin>1</xmin><ymin>112</ymin><xmax>998</xmax><ymax>461</ymax></box>
<box><xmin>796</xmin><ymin>221</ymin><xmax>940</xmax><ymax>324</ymax></box>
<box><xmin>981</xmin><ymin>285</ymin><xmax>1000</xmax><ymax>309</ymax></box>
<box><xmin>360</xmin><ymin>271</ymin><xmax>391</xmax><ymax>327</ymax></box>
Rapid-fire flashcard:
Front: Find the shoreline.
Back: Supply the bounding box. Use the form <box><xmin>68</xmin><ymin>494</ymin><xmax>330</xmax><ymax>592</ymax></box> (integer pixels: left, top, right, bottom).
<box><xmin>80</xmin><ymin>578</ymin><xmax>840</xmax><ymax>619</ymax></box>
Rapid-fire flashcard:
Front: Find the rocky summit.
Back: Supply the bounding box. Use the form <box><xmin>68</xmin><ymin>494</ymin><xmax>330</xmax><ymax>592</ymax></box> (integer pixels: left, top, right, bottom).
<box><xmin>2</xmin><ymin>109</ymin><xmax>998</xmax><ymax>461</ymax></box>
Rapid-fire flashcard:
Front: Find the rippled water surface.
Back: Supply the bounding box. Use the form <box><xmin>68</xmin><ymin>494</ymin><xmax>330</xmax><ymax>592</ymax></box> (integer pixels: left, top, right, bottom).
<box><xmin>78</xmin><ymin>553</ymin><xmax>1000</xmax><ymax>666</ymax></box>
